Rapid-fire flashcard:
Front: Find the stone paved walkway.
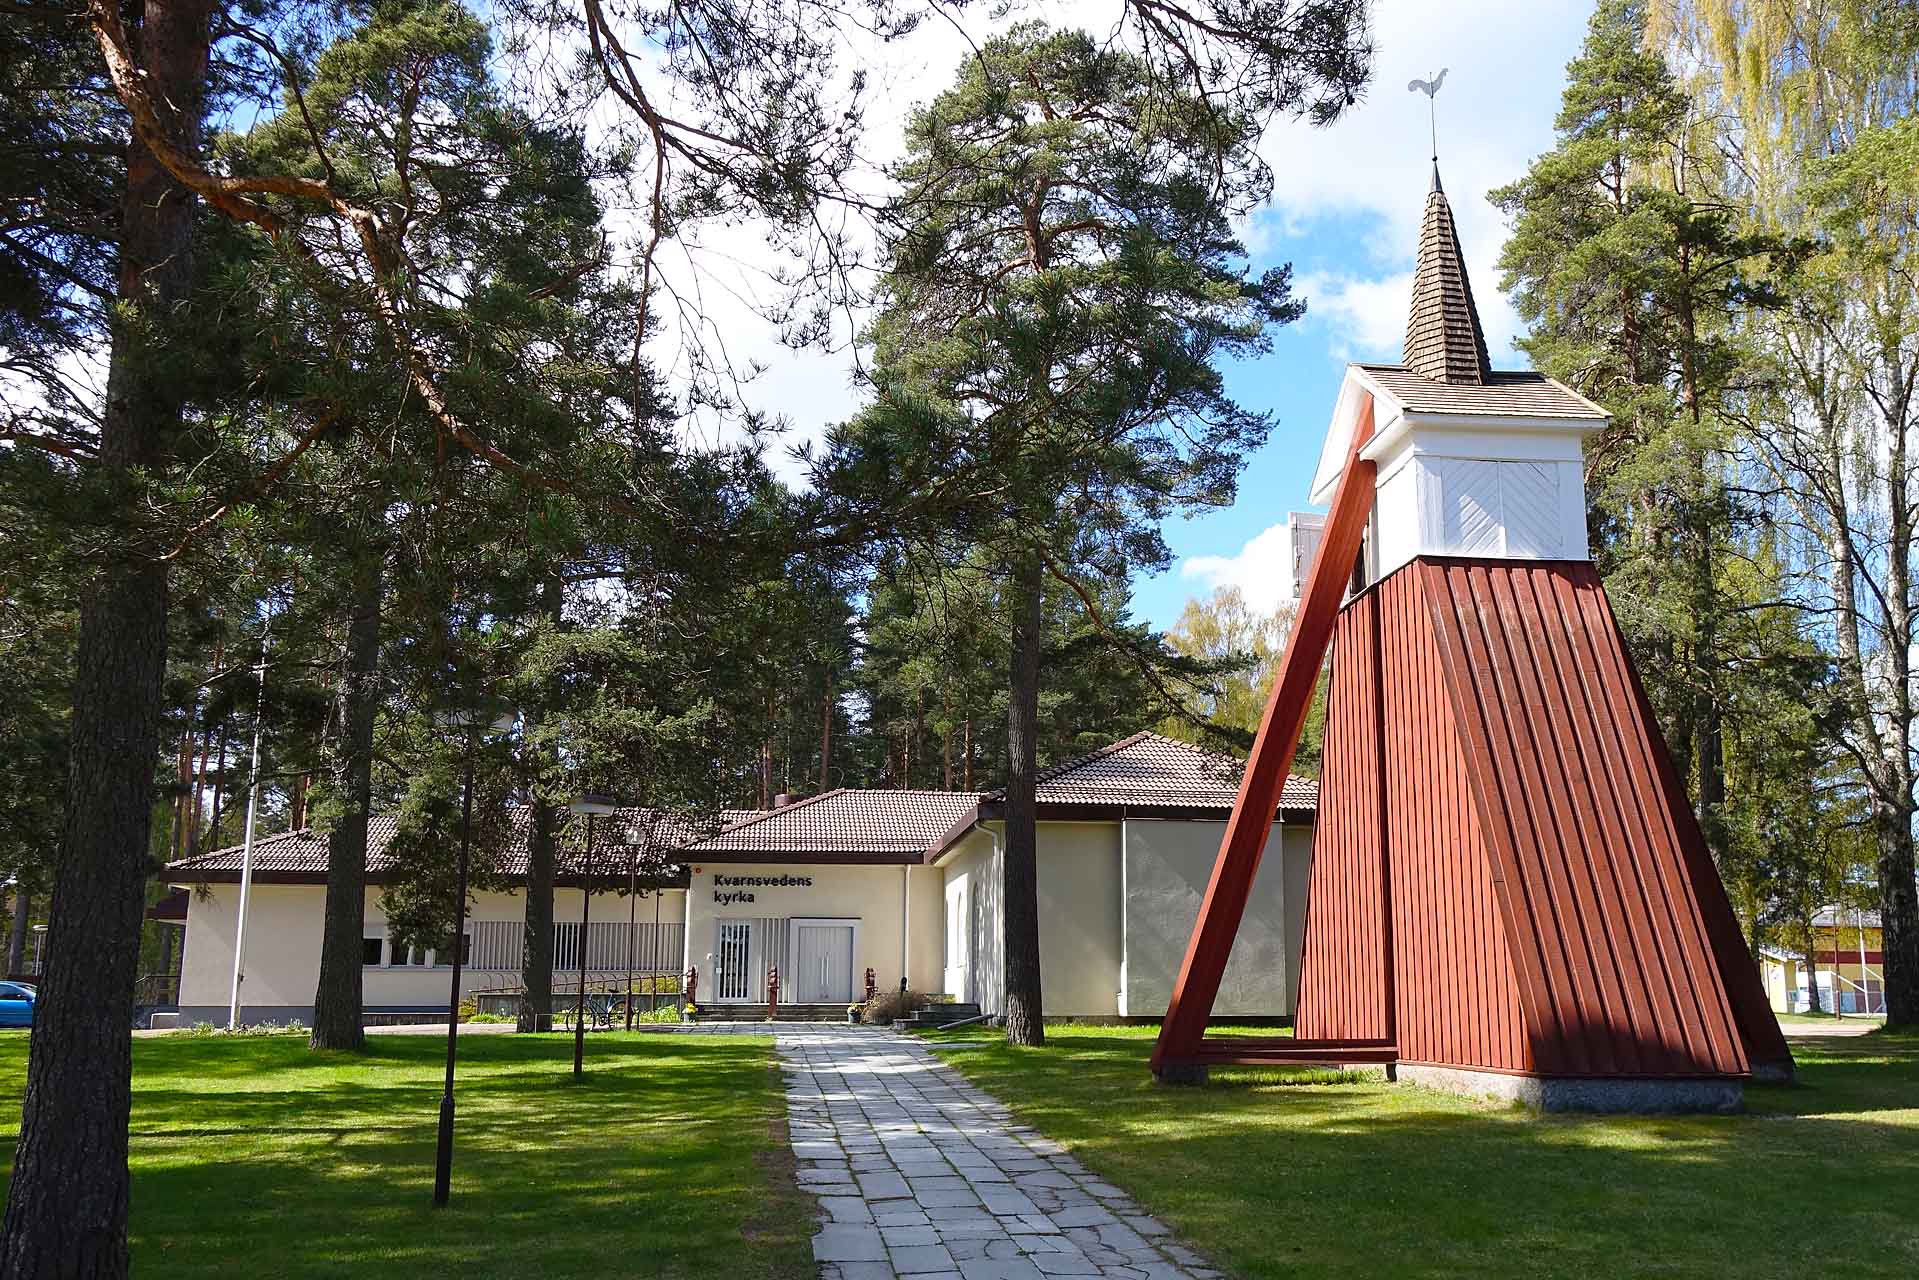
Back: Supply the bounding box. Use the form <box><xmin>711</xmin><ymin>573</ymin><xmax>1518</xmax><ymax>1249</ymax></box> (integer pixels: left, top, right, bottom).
<box><xmin>767</xmin><ymin>1024</ymin><xmax>1220</xmax><ymax>1280</ymax></box>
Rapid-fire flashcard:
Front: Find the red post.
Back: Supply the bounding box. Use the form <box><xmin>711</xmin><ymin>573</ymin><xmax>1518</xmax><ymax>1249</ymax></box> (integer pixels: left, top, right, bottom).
<box><xmin>767</xmin><ymin>966</ymin><xmax>779</xmax><ymax>1021</ymax></box>
<box><xmin>1152</xmin><ymin>394</ymin><xmax>1378</xmax><ymax>1078</ymax></box>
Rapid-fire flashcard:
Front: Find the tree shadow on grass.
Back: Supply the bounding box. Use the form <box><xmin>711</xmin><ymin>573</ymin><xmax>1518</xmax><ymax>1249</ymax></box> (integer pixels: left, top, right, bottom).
<box><xmin>1</xmin><ymin>1034</ymin><xmax>814</xmax><ymax>1280</ymax></box>
<box><xmin>933</xmin><ymin>1029</ymin><xmax>1919</xmax><ymax>1280</ymax></box>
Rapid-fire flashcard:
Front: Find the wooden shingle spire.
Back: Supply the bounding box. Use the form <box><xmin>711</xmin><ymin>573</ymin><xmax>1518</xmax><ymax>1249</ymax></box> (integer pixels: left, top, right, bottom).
<box><xmin>1403</xmin><ymin>166</ymin><xmax>1491</xmax><ymax>385</ymax></box>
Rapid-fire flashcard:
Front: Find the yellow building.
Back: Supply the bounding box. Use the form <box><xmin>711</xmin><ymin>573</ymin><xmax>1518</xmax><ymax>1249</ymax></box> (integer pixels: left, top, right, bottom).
<box><xmin>1760</xmin><ymin>906</ymin><xmax>1885</xmax><ymax>1016</ymax></box>
<box><xmin>164</xmin><ymin>732</ymin><xmax>1317</xmax><ymax>1026</ymax></box>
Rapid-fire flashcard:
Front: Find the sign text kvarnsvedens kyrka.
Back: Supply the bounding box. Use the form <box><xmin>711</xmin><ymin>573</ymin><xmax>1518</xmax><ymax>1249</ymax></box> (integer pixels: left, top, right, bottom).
<box><xmin>712</xmin><ymin>873</ymin><xmax>813</xmax><ymax>905</ymax></box>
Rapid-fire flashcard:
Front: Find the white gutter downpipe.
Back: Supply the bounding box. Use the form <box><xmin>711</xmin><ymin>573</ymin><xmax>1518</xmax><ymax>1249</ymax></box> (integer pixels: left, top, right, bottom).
<box><xmin>971</xmin><ymin>817</ymin><xmax>1004</xmax><ymax>1018</ymax></box>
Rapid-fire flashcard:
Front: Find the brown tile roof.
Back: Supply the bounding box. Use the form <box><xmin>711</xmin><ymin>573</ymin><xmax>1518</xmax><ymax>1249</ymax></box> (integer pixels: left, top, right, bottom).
<box><xmin>686</xmin><ymin>790</ymin><xmax>981</xmax><ymax>863</ymax></box>
<box><xmin>996</xmin><ymin>731</ymin><xmax>1316</xmax><ymax>813</ymax></box>
<box><xmin>1356</xmin><ymin>363</ymin><xmax>1605</xmax><ymax>420</ymax></box>
<box><xmin>1403</xmin><ymin>167</ymin><xmax>1491</xmax><ymax>385</ymax></box>
<box><xmin>165</xmin><ymin>807</ymin><xmax>756</xmax><ymax>882</ymax></box>
<box><xmin>166</xmin><ymin>736</ymin><xmax>1322</xmax><ymax>877</ymax></box>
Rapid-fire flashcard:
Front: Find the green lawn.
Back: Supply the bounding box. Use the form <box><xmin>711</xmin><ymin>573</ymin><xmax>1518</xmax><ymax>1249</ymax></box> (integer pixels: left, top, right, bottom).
<box><xmin>921</xmin><ymin>1024</ymin><xmax>1919</xmax><ymax>1279</ymax></box>
<box><xmin>0</xmin><ymin>1031</ymin><xmax>813</xmax><ymax>1279</ymax></box>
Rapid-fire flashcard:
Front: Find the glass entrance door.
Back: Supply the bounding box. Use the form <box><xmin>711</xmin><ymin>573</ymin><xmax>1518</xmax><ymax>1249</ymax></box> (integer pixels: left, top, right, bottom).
<box><xmin>715</xmin><ymin>921</ymin><xmax>754</xmax><ymax>1002</ymax></box>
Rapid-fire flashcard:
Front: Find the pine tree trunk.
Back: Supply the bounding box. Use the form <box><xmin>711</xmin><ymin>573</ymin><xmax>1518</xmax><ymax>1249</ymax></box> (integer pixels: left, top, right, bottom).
<box><xmin>0</xmin><ymin>5</ymin><xmax>209</xmax><ymax>1270</ymax></box>
<box><xmin>1875</xmin><ymin>373</ymin><xmax>1915</xmax><ymax>1028</ymax></box>
<box><xmin>310</xmin><ymin>552</ymin><xmax>382</xmax><ymax>1050</ymax></box>
<box><xmin>518</xmin><ymin>576</ymin><xmax>563</xmax><ymax>1033</ymax></box>
<box><xmin>518</xmin><ymin>797</ymin><xmax>558</xmax><ymax>1032</ymax></box>
<box><xmin>912</xmin><ymin>686</ymin><xmax>925</xmax><ymax>790</ymax></box>
<box><xmin>206</xmin><ymin>729</ymin><xmax>227</xmax><ymax>850</ymax></box>
<box><xmin>820</xmin><ymin>668</ymin><xmax>833</xmax><ymax>793</ymax></box>
<box><xmin>1002</xmin><ymin>551</ymin><xmax>1045</xmax><ymax>1047</ymax></box>
<box><xmin>187</xmin><ymin>661</ymin><xmax>214</xmax><ymax>856</ymax></box>
<box><xmin>172</xmin><ymin>730</ymin><xmax>193</xmax><ymax>859</ymax></box>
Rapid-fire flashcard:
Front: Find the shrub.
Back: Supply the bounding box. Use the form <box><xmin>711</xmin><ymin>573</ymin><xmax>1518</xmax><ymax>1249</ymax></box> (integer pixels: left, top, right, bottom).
<box><xmin>860</xmin><ymin>989</ymin><xmax>932</xmax><ymax>1025</ymax></box>
<box><xmin>633</xmin><ymin>1005</ymin><xmax>682</xmax><ymax>1024</ymax></box>
<box><xmin>465</xmin><ymin>1012</ymin><xmax>512</xmax><ymax>1024</ymax></box>
<box><xmin>181</xmin><ymin>1019</ymin><xmax>308</xmax><ymax>1038</ymax></box>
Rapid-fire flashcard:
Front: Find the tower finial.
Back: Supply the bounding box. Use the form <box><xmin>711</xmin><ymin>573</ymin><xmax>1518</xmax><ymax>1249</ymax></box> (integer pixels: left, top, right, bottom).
<box><xmin>1407</xmin><ymin>67</ymin><xmax>1449</xmax><ymax>163</ymax></box>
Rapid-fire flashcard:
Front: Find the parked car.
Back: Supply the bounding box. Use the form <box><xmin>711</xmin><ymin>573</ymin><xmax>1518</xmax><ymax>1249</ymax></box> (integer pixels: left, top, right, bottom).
<box><xmin>0</xmin><ymin>982</ymin><xmax>36</xmax><ymax>1028</ymax></box>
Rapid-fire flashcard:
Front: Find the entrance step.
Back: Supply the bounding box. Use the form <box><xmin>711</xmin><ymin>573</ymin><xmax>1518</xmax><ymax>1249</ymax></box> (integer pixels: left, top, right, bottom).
<box><xmin>687</xmin><ymin>1003</ymin><xmax>860</xmax><ymax>1024</ymax></box>
<box><xmin>898</xmin><ymin>1002</ymin><xmax>984</xmax><ymax>1030</ymax></box>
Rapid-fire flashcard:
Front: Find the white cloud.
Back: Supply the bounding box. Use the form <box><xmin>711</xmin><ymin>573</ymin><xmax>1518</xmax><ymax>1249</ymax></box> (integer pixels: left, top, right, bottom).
<box><xmin>1180</xmin><ymin>522</ymin><xmax>1297</xmax><ymax>615</ymax></box>
<box><xmin>1294</xmin><ymin>269</ymin><xmax>1413</xmax><ymax>361</ymax></box>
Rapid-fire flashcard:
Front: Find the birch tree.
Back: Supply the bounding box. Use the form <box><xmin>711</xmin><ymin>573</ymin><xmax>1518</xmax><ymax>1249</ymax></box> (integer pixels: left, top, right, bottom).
<box><xmin>1673</xmin><ymin>0</ymin><xmax>1919</xmax><ymax>1024</ymax></box>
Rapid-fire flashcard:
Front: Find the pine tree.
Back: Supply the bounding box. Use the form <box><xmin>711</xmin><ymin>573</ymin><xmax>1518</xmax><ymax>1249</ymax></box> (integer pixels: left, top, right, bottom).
<box><xmin>1493</xmin><ymin>0</ymin><xmax>1791</xmax><ymax>905</ymax></box>
<box><xmin>1675</xmin><ymin>0</ymin><xmax>1919</xmax><ymax>1023</ymax></box>
<box><xmin>824</xmin><ymin>24</ymin><xmax>1330</xmax><ymax>1044</ymax></box>
<box><xmin>0</xmin><ymin>3</ymin><xmax>217</xmax><ymax>1269</ymax></box>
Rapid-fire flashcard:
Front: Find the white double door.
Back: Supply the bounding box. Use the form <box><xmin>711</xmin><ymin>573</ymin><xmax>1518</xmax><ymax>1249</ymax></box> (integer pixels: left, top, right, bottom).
<box><xmin>790</xmin><ymin>920</ymin><xmax>856</xmax><ymax>1004</ymax></box>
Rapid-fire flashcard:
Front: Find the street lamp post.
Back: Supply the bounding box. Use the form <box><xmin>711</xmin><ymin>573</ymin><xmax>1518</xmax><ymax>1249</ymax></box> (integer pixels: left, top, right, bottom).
<box><xmin>570</xmin><ymin>794</ymin><xmax>618</xmax><ymax>1077</ymax></box>
<box><xmin>432</xmin><ymin>707</ymin><xmax>515</xmax><ymax>1208</ymax></box>
<box><xmin>625</xmin><ymin>834</ymin><xmax>639</xmax><ymax>1032</ymax></box>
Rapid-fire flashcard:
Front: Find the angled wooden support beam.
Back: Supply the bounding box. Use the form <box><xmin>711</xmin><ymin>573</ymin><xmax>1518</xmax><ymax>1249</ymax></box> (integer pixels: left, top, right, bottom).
<box><xmin>1152</xmin><ymin>393</ymin><xmax>1377</xmax><ymax>1079</ymax></box>
<box><xmin>1191</xmin><ymin>1041</ymin><xmax>1399</xmax><ymax>1068</ymax></box>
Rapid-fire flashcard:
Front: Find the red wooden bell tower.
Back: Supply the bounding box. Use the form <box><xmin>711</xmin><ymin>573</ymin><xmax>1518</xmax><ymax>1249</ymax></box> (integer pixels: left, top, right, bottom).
<box><xmin>1151</xmin><ymin>170</ymin><xmax>1792</xmax><ymax>1109</ymax></box>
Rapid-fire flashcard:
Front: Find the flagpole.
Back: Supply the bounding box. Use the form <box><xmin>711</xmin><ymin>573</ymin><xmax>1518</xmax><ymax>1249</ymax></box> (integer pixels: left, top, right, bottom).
<box><xmin>226</xmin><ymin>621</ymin><xmax>271</xmax><ymax>1030</ymax></box>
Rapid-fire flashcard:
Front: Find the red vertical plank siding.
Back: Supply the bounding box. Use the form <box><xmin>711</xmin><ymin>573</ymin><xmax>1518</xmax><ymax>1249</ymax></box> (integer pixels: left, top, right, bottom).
<box><xmin>1576</xmin><ymin>576</ymin><xmax>1791</xmax><ymax>1073</ymax></box>
<box><xmin>1542</xmin><ymin>567</ymin><xmax>1741</xmax><ymax>1073</ymax></box>
<box><xmin>1419</xmin><ymin>562</ymin><xmax>1576</xmax><ymax>1069</ymax></box>
<box><xmin>1413</xmin><ymin>558</ymin><xmax>1756</xmax><ymax>1077</ymax></box>
<box><xmin>1292</xmin><ymin>554</ymin><xmax>1775</xmax><ymax>1080</ymax></box>
<box><xmin>1479</xmin><ymin>566</ymin><xmax>1624</xmax><ymax>1075</ymax></box>
<box><xmin>1377</xmin><ymin>569</ymin><xmax>1526</xmax><ymax>1072</ymax></box>
<box><xmin>1295</xmin><ymin>598</ymin><xmax>1391</xmax><ymax>1043</ymax></box>
<box><xmin>1533</xmin><ymin>569</ymin><xmax>1700</xmax><ymax>1068</ymax></box>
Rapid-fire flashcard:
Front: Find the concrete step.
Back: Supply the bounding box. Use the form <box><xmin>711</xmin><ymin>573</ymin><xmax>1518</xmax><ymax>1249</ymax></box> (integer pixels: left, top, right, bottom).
<box><xmin>686</xmin><ymin>1003</ymin><xmax>860</xmax><ymax>1024</ymax></box>
<box><xmin>901</xmin><ymin>1003</ymin><xmax>985</xmax><ymax>1029</ymax></box>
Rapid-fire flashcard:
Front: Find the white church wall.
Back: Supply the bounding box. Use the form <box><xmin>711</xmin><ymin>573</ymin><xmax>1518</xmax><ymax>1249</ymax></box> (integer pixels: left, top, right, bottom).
<box><xmin>1118</xmin><ymin>819</ymin><xmax>1304</xmax><ymax>1018</ymax></box>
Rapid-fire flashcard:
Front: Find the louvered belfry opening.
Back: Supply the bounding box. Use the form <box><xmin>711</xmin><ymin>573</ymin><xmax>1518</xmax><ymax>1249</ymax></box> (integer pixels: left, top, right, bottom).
<box><xmin>1402</xmin><ymin>167</ymin><xmax>1491</xmax><ymax>385</ymax></box>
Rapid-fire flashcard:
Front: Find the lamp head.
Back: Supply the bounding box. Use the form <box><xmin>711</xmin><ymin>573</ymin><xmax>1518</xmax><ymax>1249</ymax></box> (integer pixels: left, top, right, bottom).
<box><xmin>432</xmin><ymin>705</ymin><xmax>517</xmax><ymax>735</ymax></box>
<box><xmin>569</xmin><ymin>794</ymin><xmax>618</xmax><ymax>817</ymax></box>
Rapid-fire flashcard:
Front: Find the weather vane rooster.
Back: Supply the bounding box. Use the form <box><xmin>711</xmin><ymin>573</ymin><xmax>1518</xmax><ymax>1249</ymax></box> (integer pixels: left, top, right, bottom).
<box><xmin>1407</xmin><ymin>67</ymin><xmax>1449</xmax><ymax>161</ymax></box>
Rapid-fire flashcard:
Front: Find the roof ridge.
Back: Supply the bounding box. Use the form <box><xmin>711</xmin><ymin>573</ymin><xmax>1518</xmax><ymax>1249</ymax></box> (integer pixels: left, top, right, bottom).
<box><xmin>166</xmin><ymin>825</ymin><xmax>320</xmax><ymax>870</ymax></box>
<box><xmin>1030</xmin><ymin>729</ymin><xmax>1156</xmax><ymax>785</ymax></box>
<box><xmin>711</xmin><ymin>788</ymin><xmax>848</xmax><ymax>833</ymax></box>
